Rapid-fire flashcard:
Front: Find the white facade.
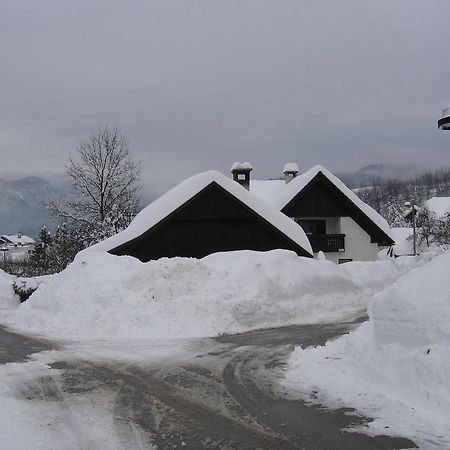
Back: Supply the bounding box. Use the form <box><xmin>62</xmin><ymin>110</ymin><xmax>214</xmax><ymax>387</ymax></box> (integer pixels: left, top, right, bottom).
<box><xmin>295</xmin><ymin>216</ymin><xmax>379</xmax><ymax>263</ymax></box>
<box><xmin>0</xmin><ymin>245</ymin><xmax>34</xmax><ymax>262</ymax></box>
<box><xmin>336</xmin><ymin>216</ymin><xmax>379</xmax><ymax>263</ymax></box>
<box><xmin>0</xmin><ymin>234</ymin><xmax>35</xmax><ymax>262</ymax></box>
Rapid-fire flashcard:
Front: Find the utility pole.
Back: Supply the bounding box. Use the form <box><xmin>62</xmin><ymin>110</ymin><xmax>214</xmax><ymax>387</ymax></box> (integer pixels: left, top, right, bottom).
<box><xmin>405</xmin><ymin>202</ymin><xmax>418</xmax><ymax>256</ymax></box>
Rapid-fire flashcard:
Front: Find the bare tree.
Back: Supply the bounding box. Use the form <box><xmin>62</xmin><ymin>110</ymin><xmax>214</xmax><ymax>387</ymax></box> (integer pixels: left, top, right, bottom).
<box><xmin>52</xmin><ymin>126</ymin><xmax>141</xmax><ymax>243</ymax></box>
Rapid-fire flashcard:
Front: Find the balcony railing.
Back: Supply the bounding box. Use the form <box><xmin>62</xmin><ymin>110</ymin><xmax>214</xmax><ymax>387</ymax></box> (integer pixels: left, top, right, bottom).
<box><xmin>308</xmin><ymin>234</ymin><xmax>346</xmax><ymax>253</ymax></box>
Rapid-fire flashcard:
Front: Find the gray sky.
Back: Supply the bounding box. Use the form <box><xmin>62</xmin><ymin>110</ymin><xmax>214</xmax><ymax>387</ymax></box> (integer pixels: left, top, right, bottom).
<box><xmin>1</xmin><ymin>0</ymin><xmax>449</xmax><ymax>194</ymax></box>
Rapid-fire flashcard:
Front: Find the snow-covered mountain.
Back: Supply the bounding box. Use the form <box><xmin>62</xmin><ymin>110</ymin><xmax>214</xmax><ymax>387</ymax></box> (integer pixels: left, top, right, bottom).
<box><xmin>337</xmin><ymin>163</ymin><xmax>426</xmax><ymax>188</ymax></box>
<box><xmin>0</xmin><ymin>177</ymin><xmax>59</xmax><ymax>238</ymax></box>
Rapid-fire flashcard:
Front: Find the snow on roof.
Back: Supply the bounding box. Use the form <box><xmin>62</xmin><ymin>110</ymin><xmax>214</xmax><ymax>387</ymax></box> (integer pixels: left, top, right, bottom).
<box><xmin>0</xmin><ymin>234</ymin><xmax>35</xmax><ymax>245</ymax></box>
<box><xmin>88</xmin><ymin>170</ymin><xmax>313</xmax><ymax>255</ymax></box>
<box><xmin>425</xmin><ymin>197</ymin><xmax>450</xmax><ymax>218</ymax></box>
<box><xmin>230</xmin><ymin>161</ymin><xmax>253</xmax><ymax>172</ymax></box>
<box><xmin>250</xmin><ymin>179</ymin><xmax>286</xmax><ymax>207</ymax></box>
<box><xmin>252</xmin><ymin>165</ymin><xmax>393</xmax><ymax>240</ymax></box>
<box><xmin>283</xmin><ymin>162</ymin><xmax>299</xmax><ymax>173</ymax></box>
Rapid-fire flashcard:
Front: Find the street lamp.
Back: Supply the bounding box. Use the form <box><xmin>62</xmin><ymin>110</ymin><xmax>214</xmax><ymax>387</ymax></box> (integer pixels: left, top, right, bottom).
<box><xmin>404</xmin><ymin>201</ymin><xmax>418</xmax><ymax>256</ymax></box>
<box><xmin>438</xmin><ymin>107</ymin><xmax>450</xmax><ymax>130</ymax></box>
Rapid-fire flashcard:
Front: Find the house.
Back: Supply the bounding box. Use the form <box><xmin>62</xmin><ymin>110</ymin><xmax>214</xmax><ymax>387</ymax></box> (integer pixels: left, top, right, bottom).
<box><xmin>248</xmin><ymin>164</ymin><xmax>394</xmax><ymax>263</ymax></box>
<box><xmin>90</xmin><ymin>170</ymin><xmax>313</xmax><ymax>261</ymax></box>
<box><xmin>0</xmin><ymin>233</ymin><xmax>35</xmax><ymax>247</ymax></box>
<box><xmin>0</xmin><ymin>233</ymin><xmax>35</xmax><ymax>261</ymax></box>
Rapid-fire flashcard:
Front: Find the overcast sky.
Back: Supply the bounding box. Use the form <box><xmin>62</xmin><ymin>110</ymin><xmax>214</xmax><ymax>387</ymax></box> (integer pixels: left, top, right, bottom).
<box><xmin>1</xmin><ymin>0</ymin><xmax>449</xmax><ymax>194</ymax></box>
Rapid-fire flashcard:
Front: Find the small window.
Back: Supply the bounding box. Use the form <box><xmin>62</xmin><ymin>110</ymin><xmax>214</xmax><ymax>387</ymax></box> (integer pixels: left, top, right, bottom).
<box><xmin>296</xmin><ymin>219</ymin><xmax>326</xmax><ymax>235</ymax></box>
<box><xmin>237</xmin><ymin>173</ymin><xmax>246</xmax><ymax>180</ymax></box>
<box><xmin>338</xmin><ymin>258</ymin><xmax>352</xmax><ymax>264</ymax></box>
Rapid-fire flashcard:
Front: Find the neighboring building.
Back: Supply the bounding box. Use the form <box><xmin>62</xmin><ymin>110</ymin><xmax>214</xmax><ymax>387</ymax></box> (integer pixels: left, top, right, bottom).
<box><xmin>250</xmin><ymin>164</ymin><xmax>394</xmax><ymax>263</ymax></box>
<box><xmin>0</xmin><ymin>233</ymin><xmax>35</xmax><ymax>261</ymax></box>
<box><xmin>424</xmin><ymin>197</ymin><xmax>450</xmax><ymax>218</ymax></box>
<box><xmin>90</xmin><ymin>170</ymin><xmax>313</xmax><ymax>261</ymax></box>
<box><xmin>0</xmin><ymin>233</ymin><xmax>36</xmax><ymax>247</ymax></box>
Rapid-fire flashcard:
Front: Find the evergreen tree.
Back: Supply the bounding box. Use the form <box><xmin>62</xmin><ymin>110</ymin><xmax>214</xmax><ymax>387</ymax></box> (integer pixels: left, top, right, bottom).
<box><xmin>47</xmin><ymin>222</ymin><xmax>86</xmax><ymax>272</ymax></box>
<box><xmin>29</xmin><ymin>226</ymin><xmax>53</xmax><ymax>275</ymax></box>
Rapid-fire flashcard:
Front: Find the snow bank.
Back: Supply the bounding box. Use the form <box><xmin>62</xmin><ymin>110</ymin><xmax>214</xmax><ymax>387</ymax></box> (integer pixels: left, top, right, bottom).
<box><xmin>4</xmin><ymin>250</ymin><xmax>405</xmax><ymax>341</ymax></box>
<box><xmin>391</xmin><ymin>227</ymin><xmax>413</xmax><ymax>256</ymax></box>
<box><xmin>285</xmin><ymin>251</ymin><xmax>450</xmax><ymax>449</ymax></box>
<box><xmin>0</xmin><ymin>269</ymin><xmax>18</xmax><ymax>308</ymax></box>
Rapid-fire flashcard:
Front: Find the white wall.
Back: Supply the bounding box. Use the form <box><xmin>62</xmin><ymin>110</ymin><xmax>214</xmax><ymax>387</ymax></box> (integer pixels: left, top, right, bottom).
<box><xmin>321</xmin><ymin>217</ymin><xmax>379</xmax><ymax>264</ymax></box>
<box><xmin>0</xmin><ymin>245</ymin><xmax>33</xmax><ymax>262</ymax></box>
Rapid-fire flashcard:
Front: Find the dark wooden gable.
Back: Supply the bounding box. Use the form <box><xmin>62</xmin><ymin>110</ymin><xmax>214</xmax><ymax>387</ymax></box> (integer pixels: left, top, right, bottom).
<box><xmin>281</xmin><ymin>172</ymin><xmax>394</xmax><ymax>246</ymax></box>
<box><xmin>110</xmin><ymin>182</ymin><xmax>312</xmax><ymax>261</ymax></box>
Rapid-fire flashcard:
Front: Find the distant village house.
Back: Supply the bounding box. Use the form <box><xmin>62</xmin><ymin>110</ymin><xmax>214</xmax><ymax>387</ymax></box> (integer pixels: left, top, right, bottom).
<box><xmin>0</xmin><ymin>233</ymin><xmax>35</xmax><ymax>261</ymax></box>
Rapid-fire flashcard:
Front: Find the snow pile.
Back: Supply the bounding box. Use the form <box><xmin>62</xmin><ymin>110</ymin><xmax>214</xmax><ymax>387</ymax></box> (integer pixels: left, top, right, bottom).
<box><xmin>285</xmin><ymin>251</ymin><xmax>450</xmax><ymax>448</ymax></box>
<box><xmin>0</xmin><ymin>269</ymin><xmax>18</xmax><ymax>308</ymax></box>
<box><xmin>230</xmin><ymin>161</ymin><xmax>253</xmax><ymax>171</ymax></box>
<box><xmin>14</xmin><ymin>274</ymin><xmax>52</xmax><ymax>293</ymax></box>
<box><xmin>4</xmin><ymin>250</ymin><xmax>404</xmax><ymax>341</ymax></box>
<box><xmin>391</xmin><ymin>227</ymin><xmax>413</xmax><ymax>256</ymax></box>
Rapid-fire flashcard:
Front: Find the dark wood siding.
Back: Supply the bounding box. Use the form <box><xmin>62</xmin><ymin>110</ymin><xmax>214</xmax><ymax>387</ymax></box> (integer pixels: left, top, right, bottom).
<box><xmin>110</xmin><ymin>182</ymin><xmax>311</xmax><ymax>261</ymax></box>
<box><xmin>282</xmin><ymin>176</ymin><xmax>352</xmax><ymax>217</ymax></box>
<box><xmin>281</xmin><ymin>173</ymin><xmax>394</xmax><ymax>246</ymax></box>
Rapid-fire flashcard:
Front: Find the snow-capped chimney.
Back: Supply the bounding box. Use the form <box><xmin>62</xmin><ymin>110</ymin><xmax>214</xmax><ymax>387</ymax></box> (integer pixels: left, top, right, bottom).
<box><xmin>283</xmin><ymin>163</ymin><xmax>299</xmax><ymax>184</ymax></box>
<box><xmin>230</xmin><ymin>162</ymin><xmax>253</xmax><ymax>190</ymax></box>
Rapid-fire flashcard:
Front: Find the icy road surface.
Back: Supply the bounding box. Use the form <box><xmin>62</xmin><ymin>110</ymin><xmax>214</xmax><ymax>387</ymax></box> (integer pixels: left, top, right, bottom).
<box><xmin>0</xmin><ymin>322</ymin><xmax>416</xmax><ymax>450</ymax></box>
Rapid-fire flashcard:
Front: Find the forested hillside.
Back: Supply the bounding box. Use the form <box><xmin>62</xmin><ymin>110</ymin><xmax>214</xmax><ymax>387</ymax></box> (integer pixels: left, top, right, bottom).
<box><xmin>356</xmin><ymin>168</ymin><xmax>450</xmax><ymax>225</ymax></box>
<box><xmin>355</xmin><ymin>168</ymin><xmax>450</xmax><ymax>248</ymax></box>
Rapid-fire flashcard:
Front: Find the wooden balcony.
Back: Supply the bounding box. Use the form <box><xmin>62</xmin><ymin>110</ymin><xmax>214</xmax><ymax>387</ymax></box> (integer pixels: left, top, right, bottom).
<box><xmin>308</xmin><ymin>234</ymin><xmax>346</xmax><ymax>253</ymax></box>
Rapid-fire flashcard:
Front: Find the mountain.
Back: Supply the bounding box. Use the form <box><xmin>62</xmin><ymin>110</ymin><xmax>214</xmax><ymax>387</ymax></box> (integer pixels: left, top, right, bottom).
<box><xmin>0</xmin><ymin>177</ymin><xmax>59</xmax><ymax>238</ymax></box>
<box><xmin>336</xmin><ymin>163</ymin><xmax>426</xmax><ymax>189</ymax></box>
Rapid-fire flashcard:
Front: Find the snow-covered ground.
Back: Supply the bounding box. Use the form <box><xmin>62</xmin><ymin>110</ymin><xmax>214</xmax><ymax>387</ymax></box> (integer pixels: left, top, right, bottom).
<box><xmin>0</xmin><ymin>269</ymin><xmax>19</xmax><ymax>310</ymax></box>
<box><xmin>2</xmin><ymin>249</ymin><xmax>425</xmax><ymax>341</ymax></box>
<box><xmin>285</xmin><ymin>250</ymin><xmax>450</xmax><ymax>449</ymax></box>
<box><xmin>0</xmin><ymin>249</ymin><xmax>445</xmax><ymax>448</ymax></box>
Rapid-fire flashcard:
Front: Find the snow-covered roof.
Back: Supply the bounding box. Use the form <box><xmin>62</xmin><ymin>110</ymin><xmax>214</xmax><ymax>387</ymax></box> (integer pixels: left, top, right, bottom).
<box><xmin>0</xmin><ymin>234</ymin><xmax>35</xmax><ymax>245</ymax></box>
<box><xmin>251</xmin><ymin>165</ymin><xmax>393</xmax><ymax>240</ymax></box>
<box><xmin>283</xmin><ymin>162</ymin><xmax>299</xmax><ymax>173</ymax></box>
<box><xmin>250</xmin><ymin>179</ymin><xmax>286</xmax><ymax>207</ymax></box>
<box><xmin>230</xmin><ymin>161</ymin><xmax>253</xmax><ymax>172</ymax></box>
<box><xmin>88</xmin><ymin>170</ymin><xmax>313</xmax><ymax>256</ymax></box>
<box><xmin>425</xmin><ymin>197</ymin><xmax>450</xmax><ymax>218</ymax></box>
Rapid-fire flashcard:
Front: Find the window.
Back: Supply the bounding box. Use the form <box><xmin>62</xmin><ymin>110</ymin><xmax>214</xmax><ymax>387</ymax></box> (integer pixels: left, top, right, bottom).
<box><xmin>338</xmin><ymin>258</ymin><xmax>352</xmax><ymax>264</ymax></box>
<box><xmin>296</xmin><ymin>219</ymin><xmax>326</xmax><ymax>235</ymax></box>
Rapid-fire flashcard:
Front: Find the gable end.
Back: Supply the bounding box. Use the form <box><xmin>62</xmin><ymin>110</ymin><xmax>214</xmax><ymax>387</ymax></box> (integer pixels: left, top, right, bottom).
<box><xmin>110</xmin><ymin>182</ymin><xmax>312</xmax><ymax>260</ymax></box>
<box><xmin>281</xmin><ymin>172</ymin><xmax>394</xmax><ymax>246</ymax></box>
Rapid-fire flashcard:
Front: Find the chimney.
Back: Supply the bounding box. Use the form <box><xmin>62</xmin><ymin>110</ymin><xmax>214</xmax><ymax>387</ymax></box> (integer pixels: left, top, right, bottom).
<box><xmin>283</xmin><ymin>163</ymin><xmax>299</xmax><ymax>184</ymax></box>
<box><xmin>230</xmin><ymin>162</ymin><xmax>253</xmax><ymax>190</ymax></box>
